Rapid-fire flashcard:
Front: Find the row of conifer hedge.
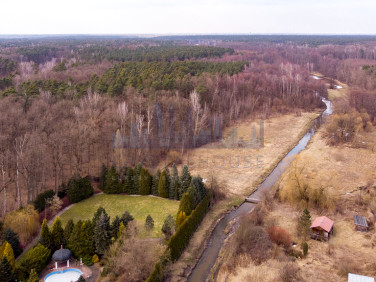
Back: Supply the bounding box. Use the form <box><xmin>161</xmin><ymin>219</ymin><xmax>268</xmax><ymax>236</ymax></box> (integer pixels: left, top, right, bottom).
<box><xmin>146</xmin><ymin>195</ymin><xmax>210</xmax><ymax>281</ymax></box>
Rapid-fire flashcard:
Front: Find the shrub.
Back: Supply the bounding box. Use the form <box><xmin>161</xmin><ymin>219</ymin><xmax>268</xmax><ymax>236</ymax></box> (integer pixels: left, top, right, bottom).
<box><xmin>302</xmin><ymin>242</ymin><xmax>308</xmax><ymax>257</ymax></box>
<box><xmin>267</xmin><ymin>226</ymin><xmax>291</xmax><ymax>248</ymax></box>
<box><xmin>233</xmin><ymin>222</ymin><xmax>272</xmax><ymax>265</ymax></box>
<box><xmin>82</xmin><ymin>255</ymin><xmax>93</xmax><ymax>266</ymax></box>
<box><xmin>28</xmin><ymin>269</ymin><xmax>40</xmax><ymax>282</ymax></box>
<box><xmin>145</xmin><ymin>215</ymin><xmax>155</xmax><ymax>231</ymax></box>
<box><xmin>33</xmin><ymin>190</ymin><xmax>55</xmax><ymax>212</ymax></box>
<box><xmin>3</xmin><ymin>205</ymin><xmax>40</xmax><ymax>245</ymax></box>
<box><xmin>279</xmin><ymin>263</ymin><xmax>301</xmax><ymax>282</ymax></box>
<box><xmin>92</xmin><ymin>254</ymin><xmax>99</xmax><ymax>263</ymax></box>
<box><xmin>17</xmin><ymin>243</ymin><xmax>51</xmax><ymax>279</ymax></box>
<box><xmin>67</xmin><ymin>173</ymin><xmax>94</xmax><ymax>203</ymax></box>
<box><xmin>162</xmin><ymin>215</ymin><xmax>177</xmax><ymax>239</ymax></box>
<box><xmin>0</xmin><ymin>256</ymin><xmax>13</xmax><ymax>282</ymax></box>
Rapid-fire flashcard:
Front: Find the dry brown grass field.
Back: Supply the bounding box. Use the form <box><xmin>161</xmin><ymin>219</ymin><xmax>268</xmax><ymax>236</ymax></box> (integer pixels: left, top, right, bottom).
<box><xmin>172</xmin><ymin>111</ymin><xmax>321</xmax><ymax>197</ymax></box>
<box><xmin>216</xmin><ymin>82</ymin><xmax>376</xmax><ymax>281</ymax></box>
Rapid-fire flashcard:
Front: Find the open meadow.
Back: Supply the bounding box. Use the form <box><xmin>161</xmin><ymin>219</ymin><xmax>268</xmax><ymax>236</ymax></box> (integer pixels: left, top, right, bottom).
<box><xmin>59</xmin><ymin>194</ymin><xmax>180</xmax><ymax>237</ymax></box>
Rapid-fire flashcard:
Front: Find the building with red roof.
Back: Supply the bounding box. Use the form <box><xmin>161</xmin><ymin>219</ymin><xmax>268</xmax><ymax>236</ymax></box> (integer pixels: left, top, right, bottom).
<box><xmin>310</xmin><ymin>216</ymin><xmax>334</xmax><ymax>241</ymax></box>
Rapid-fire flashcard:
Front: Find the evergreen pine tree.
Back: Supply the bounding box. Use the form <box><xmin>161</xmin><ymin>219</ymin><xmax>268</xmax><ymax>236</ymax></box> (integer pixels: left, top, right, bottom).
<box><xmin>98</xmin><ymin>164</ymin><xmax>108</xmax><ymax>191</ymax></box>
<box><xmin>169</xmin><ymin>164</ymin><xmax>180</xmax><ymax>200</ymax></box>
<box><xmin>145</xmin><ymin>215</ymin><xmax>154</xmax><ymax>231</ymax></box>
<box><xmin>120</xmin><ymin>211</ymin><xmax>134</xmax><ymax>226</ymax></box>
<box><xmin>2</xmin><ymin>228</ymin><xmax>22</xmax><ymax>257</ymax></box>
<box><xmin>28</xmin><ymin>268</ymin><xmax>40</xmax><ymax>282</ymax></box>
<box><xmin>68</xmin><ymin>220</ymin><xmax>82</xmax><ymax>258</ymax></box>
<box><xmin>39</xmin><ymin>219</ymin><xmax>52</xmax><ymax>249</ymax></box>
<box><xmin>190</xmin><ymin>176</ymin><xmax>206</xmax><ymax>202</ymax></box>
<box><xmin>0</xmin><ymin>256</ymin><xmax>13</xmax><ymax>282</ymax></box>
<box><xmin>133</xmin><ymin>163</ymin><xmax>142</xmax><ymax>194</ymax></box>
<box><xmin>152</xmin><ymin>169</ymin><xmax>161</xmax><ymax>196</ymax></box>
<box><xmin>110</xmin><ymin>216</ymin><xmax>121</xmax><ymax>239</ymax></box>
<box><xmin>158</xmin><ymin>170</ymin><xmax>169</xmax><ymax>198</ymax></box>
<box><xmin>179</xmin><ymin>165</ymin><xmax>191</xmax><ymax>199</ymax></box>
<box><xmin>117</xmin><ymin>222</ymin><xmax>125</xmax><ymax>238</ymax></box>
<box><xmin>176</xmin><ymin>211</ymin><xmax>186</xmax><ymax>226</ymax></box>
<box><xmin>187</xmin><ymin>186</ymin><xmax>199</xmax><ymax>210</ymax></box>
<box><xmin>80</xmin><ymin>221</ymin><xmax>95</xmax><ymax>257</ymax></box>
<box><xmin>139</xmin><ymin>167</ymin><xmax>152</xmax><ymax>195</ymax></box>
<box><xmin>162</xmin><ymin>214</ymin><xmax>177</xmax><ymax>239</ymax></box>
<box><xmin>124</xmin><ymin>167</ymin><xmax>134</xmax><ymax>194</ymax></box>
<box><xmin>92</xmin><ymin>207</ymin><xmax>108</xmax><ymax>226</ymax></box>
<box><xmin>94</xmin><ymin>213</ymin><xmax>111</xmax><ymax>255</ymax></box>
<box><xmin>51</xmin><ymin>217</ymin><xmax>65</xmax><ymax>251</ymax></box>
<box><xmin>104</xmin><ymin>166</ymin><xmax>122</xmax><ymax>194</ymax></box>
<box><xmin>178</xmin><ymin>193</ymin><xmax>192</xmax><ymax>216</ymax></box>
<box><xmin>298</xmin><ymin>209</ymin><xmax>312</xmax><ymax>240</ymax></box>
<box><xmin>2</xmin><ymin>242</ymin><xmax>15</xmax><ymax>270</ymax></box>
<box><xmin>64</xmin><ymin>219</ymin><xmax>75</xmax><ymax>243</ymax></box>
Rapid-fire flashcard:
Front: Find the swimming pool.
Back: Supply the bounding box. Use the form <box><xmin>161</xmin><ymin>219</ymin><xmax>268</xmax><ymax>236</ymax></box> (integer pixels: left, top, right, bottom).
<box><xmin>44</xmin><ymin>268</ymin><xmax>82</xmax><ymax>282</ymax></box>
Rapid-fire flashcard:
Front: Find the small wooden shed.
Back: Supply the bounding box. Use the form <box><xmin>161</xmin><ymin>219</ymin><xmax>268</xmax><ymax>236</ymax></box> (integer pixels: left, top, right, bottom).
<box><xmin>310</xmin><ymin>216</ymin><xmax>334</xmax><ymax>241</ymax></box>
<box><xmin>353</xmin><ymin>215</ymin><xmax>369</xmax><ymax>232</ymax></box>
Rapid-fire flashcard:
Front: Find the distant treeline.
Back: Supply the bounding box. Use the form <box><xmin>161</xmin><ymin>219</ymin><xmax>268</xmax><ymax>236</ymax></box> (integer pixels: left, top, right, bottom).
<box><xmin>79</xmin><ymin>45</ymin><xmax>234</xmax><ymax>63</ymax></box>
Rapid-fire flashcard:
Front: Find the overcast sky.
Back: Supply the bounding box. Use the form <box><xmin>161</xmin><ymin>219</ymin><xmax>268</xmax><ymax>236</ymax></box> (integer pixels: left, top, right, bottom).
<box><xmin>1</xmin><ymin>0</ymin><xmax>375</xmax><ymax>35</ymax></box>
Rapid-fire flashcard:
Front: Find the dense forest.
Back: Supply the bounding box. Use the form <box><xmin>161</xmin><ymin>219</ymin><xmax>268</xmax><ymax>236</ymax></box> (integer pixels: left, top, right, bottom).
<box><xmin>1</xmin><ymin>35</ymin><xmax>375</xmax><ymax>216</ymax></box>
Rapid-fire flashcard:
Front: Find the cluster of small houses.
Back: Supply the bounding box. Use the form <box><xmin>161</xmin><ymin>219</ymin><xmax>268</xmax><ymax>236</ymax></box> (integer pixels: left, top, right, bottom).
<box><xmin>309</xmin><ymin>214</ymin><xmax>374</xmax><ymax>282</ymax></box>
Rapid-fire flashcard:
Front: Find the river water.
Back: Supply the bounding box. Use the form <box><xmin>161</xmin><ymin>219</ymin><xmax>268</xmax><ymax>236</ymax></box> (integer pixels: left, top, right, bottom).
<box><xmin>188</xmin><ymin>98</ymin><xmax>333</xmax><ymax>282</ymax></box>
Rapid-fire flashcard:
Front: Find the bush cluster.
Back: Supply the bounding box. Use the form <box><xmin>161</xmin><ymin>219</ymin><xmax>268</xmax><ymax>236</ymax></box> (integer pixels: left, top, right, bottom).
<box><xmin>33</xmin><ymin>189</ymin><xmax>55</xmax><ymax>212</ymax></box>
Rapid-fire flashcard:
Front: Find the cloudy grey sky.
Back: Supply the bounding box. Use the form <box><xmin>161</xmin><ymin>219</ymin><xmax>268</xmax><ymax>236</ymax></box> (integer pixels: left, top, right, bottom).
<box><xmin>1</xmin><ymin>0</ymin><xmax>375</xmax><ymax>35</ymax></box>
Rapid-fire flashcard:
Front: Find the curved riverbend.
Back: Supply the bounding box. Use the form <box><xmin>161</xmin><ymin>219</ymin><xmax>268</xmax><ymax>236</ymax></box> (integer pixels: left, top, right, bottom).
<box><xmin>188</xmin><ymin>98</ymin><xmax>332</xmax><ymax>282</ymax></box>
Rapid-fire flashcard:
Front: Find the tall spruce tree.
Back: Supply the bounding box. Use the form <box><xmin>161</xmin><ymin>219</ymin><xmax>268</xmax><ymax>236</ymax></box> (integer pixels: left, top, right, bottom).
<box><xmin>110</xmin><ymin>216</ymin><xmax>121</xmax><ymax>239</ymax></box>
<box><xmin>133</xmin><ymin>163</ymin><xmax>142</xmax><ymax>194</ymax></box>
<box><xmin>80</xmin><ymin>221</ymin><xmax>95</xmax><ymax>257</ymax></box>
<box><xmin>179</xmin><ymin>165</ymin><xmax>191</xmax><ymax>199</ymax></box>
<box><xmin>94</xmin><ymin>213</ymin><xmax>111</xmax><ymax>255</ymax></box>
<box><xmin>158</xmin><ymin>170</ymin><xmax>169</xmax><ymax>198</ymax></box>
<box><xmin>64</xmin><ymin>219</ymin><xmax>75</xmax><ymax>243</ymax></box>
<box><xmin>152</xmin><ymin>170</ymin><xmax>161</xmax><ymax>196</ymax></box>
<box><xmin>68</xmin><ymin>220</ymin><xmax>82</xmax><ymax>258</ymax></box>
<box><xmin>51</xmin><ymin>217</ymin><xmax>65</xmax><ymax>251</ymax></box>
<box><xmin>124</xmin><ymin>167</ymin><xmax>134</xmax><ymax>194</ymax></box>
<box><xmin>178</xmin><ymin>193</ymin><xmax>192</xmax><ymax>216</ymax></box>
<box><xmin>104</xmin><ymin>166</ymin><xmax>122</xmax><ymax>194</ymax></box>
<box><xmin>98</xmin><ymin>164</ymin><xmax>108</xmax><ymax>191</ymax></box>
<box><xmin>2</xmin><ymin>228</ymin><xmax>22</xmax><ymax>257</ymax></box>
<box><xmin>298</xmin><ymin>209</ymin><xmax>312</xmax><ymax>240</ymax></box>
<box><xmin>169</xmin><ymin>164</ymin><xmax>180</xmax><ymax>200</ymax></box>
<box><xmin>39</xmin><ymin>219</ymin><xmax>52</xmax><ymax>249</ymax></box>
<box><xmin>139</xmin><ymin>167</ymin><xmax>152</xmax><ymax>195</ymax></box>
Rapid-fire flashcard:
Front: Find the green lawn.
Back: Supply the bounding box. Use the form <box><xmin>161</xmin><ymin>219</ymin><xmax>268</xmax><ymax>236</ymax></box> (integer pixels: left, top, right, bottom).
<box><xmin>59</xmin><ymin>194</ymin><xmax>180</xmax><ymax>237</ymax></box>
